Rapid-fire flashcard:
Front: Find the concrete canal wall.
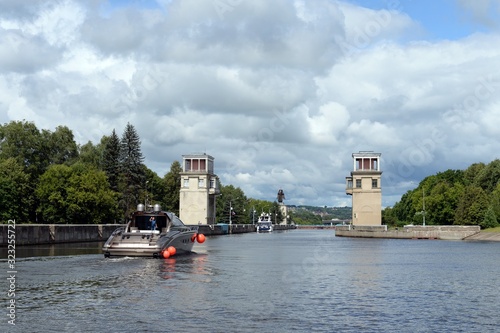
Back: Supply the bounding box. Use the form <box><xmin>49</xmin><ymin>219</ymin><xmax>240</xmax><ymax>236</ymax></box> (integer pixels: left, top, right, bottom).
<box><xmin>1</xmin><ymin>223</ymin><xmax>296</xmax><ymax>246</ymax></box>
<box><xmin>335</xmin><ymin>225</ymin><xmax>481</xmax><ymax>240</ymax></box>
<box><xmin>1</xmin><ymin>224</ymin><xmax>122</xmax><ymax>246</ymax></box>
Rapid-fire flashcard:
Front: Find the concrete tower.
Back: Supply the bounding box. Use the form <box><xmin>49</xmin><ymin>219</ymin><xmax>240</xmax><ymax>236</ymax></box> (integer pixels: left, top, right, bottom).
<box><xmin>179</xmin><ymin>153</ymin><xmax>220</xmax><ymax>225</ymax></box>
<box><xmin>345</xmin><ymin>151</ymin><xmax>382</xmax><ymax>226</ymax></box>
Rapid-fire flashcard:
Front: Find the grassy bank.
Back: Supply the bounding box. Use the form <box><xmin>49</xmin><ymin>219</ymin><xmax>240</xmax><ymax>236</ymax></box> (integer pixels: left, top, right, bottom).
<box><xmin>483</xmin><ymin>226</ymin><xmax>500</xmax><ymax>232</ymax></box>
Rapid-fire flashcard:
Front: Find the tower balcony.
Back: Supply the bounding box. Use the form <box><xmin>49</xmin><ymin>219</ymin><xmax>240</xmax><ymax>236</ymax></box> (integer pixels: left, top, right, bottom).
<box><xmin>346</xmin><ymin>177</ymin><xmax>353</xmax><ymax>195</ymax></box>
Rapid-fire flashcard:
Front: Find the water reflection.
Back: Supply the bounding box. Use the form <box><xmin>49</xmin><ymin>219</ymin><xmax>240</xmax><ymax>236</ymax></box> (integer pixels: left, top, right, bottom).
<box><xmin>0</xmin><ymin>241</ymin><xmax>104</xmax><ymax>258</ymax></box>
<box><xmin>3</xmin><ymin>231</ymin><xmax>500</xmax><ymax>333</ymax></box>
<box><xmin>158</xmin><ymin>253</ymin><xmax>211</xmax><ymax>281</ymax></box>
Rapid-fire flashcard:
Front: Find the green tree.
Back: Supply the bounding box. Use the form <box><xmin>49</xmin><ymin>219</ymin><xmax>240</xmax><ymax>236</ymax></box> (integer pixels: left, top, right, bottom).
<box><xmin>0</xmin><ymin>158</ymin><xmax>31</xmax><ymax>223</ymax></box>
<box><xmin>65</xmin><ymin>164</ymin><xmax>119</xmax><ymax>224</ymax></box>
<box><xmin>36</xmin><ymin>164</ymin><xmax>72</xmax><ymax>223</ymax></box>
<box><xmin>216</xmin><ymin>184</ymin><xmax>247</xmax><ymax>223</ymax></box>
<box><xmin>391</xmin><ymin>190</ymin><xmax>416</xmax><ymax>224</ymax></box>
<box><xmin>0</xmin><ymin>120</ymin><xmax>44</xmax><ymax>176</ymax></box>
<box><xmin>103</xmin><ymin>129</ymin><xmax>120</xmax><ymax>191</ymax></box>
<box><xmin>79</xmin><ymin>140</ymin><xmax>103</xmax><ymax>169</ymax></box>
<box><xmin>118</xmin><ymin>123</ymin><xmax>145</xmax><ymax>217</ymax></box>
<box><xmin>463</xmin><ymin>162</ymin><xmax>485</xmax><ymax>186</ymax></box>
<box><xmin>382</xmin><ymin>206</ymin><xmax>398</xmax><ymax>226</ymax></box>
<box><xmin>424</xmin><ymin>181</ymin><xmax>464</xmax><ymax>225</ymax></box>
<box><xmin>36</xmin><ymin>164</ymin><xmax>119</xmax><ymax>224</ymax></box>
<box><xmin>43</xmin><ymin>125</ymin><xmax>79</xmax><ymax>165</ymax></box>
<box><xmin>454</xmin><ymin>185</ymin><xmax>488</xmax><ymax>226</ymax></box>
<box><xmin>491</xmin><ymin>183</ymin><xmax>500</xmax><ymax>219</ymax></box>
<box><xmin>474</xmin><ymin>159</ymin><xmax>500</xmax><ymax>193</ymax></box>
<box><xmin>142</xmin><ymin>166</ymin><xmax>165</xmax><ymax>209</ymax></box>
<box><xmin>481</xmin><ymin>205</ymin><xmax>498</xmax><ymax>229</ymax></box>
<box><xmin>163</xmin><ymin>161</ymin><xmax>182</xmax><ymax>214</ymax></box>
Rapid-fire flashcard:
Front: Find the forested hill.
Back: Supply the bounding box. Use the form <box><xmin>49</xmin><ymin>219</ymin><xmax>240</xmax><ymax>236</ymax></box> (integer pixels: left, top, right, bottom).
<box><xmin>382</xmin><ymin>161</ymin><xmax>500</xmax><ymax>229</ymax></box>
<box><xmin>287</xmin><ymin>205</ymin><xmax>352</xmax><ymax>225</ymax></box>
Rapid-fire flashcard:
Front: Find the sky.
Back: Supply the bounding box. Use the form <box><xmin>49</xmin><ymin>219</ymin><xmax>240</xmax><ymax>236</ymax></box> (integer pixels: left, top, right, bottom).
<box><xmin>1</xmin><ymin>0</ymin><xmax>499</xmax><ymax>208</ymax></box>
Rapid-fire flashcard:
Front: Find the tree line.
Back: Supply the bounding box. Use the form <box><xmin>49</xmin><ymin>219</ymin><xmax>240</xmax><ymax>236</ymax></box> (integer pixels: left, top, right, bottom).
<box><xmin>12</xmin><ymin>120</ymin><xmax>488</xmax><ymax>227</ymax></box>
<box><xmin>382</xmin><ymin>162</ymin><xmax>500</xmax><ymax>229</ymax></box>
<box><xmin>0</xmin><ymin>120</ymin><xmax>288</xmax><ymax>224</ymax></box>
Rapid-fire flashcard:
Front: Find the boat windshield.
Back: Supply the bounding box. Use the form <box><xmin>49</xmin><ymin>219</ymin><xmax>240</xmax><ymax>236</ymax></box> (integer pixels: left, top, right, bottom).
<box><xmin>131</xmin><ymin>214</ymin><xmax>168</xmax><ymax>231</ymax></box>
<box><xmin>170</xmin><ymin>214</ymin><xmax>186</xmax><ymax>227</ymax></box>
<box><xmin>129</xmin><ymin>211</ymin><xmax>186</xmax><ymax>231</ymax></box>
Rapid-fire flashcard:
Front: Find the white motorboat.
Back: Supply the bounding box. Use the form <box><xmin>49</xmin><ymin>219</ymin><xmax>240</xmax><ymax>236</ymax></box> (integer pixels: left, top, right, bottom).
<box><xmin>256</xmin><ymin>213</ymin><xmax>273</xmax><ymax>233</ymax></box>
<box><xmin>103</xmin><ymin>203</ymin><xmax>204</xmax><ymax>258</ymax></box>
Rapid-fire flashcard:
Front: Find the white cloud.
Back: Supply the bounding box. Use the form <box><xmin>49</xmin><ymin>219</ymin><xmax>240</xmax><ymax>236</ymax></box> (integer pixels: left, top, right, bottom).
<box><xmin>308</xmin><ymin>102</ymin><xmax>350</xmax><ymax>145</ymax></box>
<box><xmin>1</xmin><ymin>0</ymin><xmax>500</xmax><ymax>208</ymax></box>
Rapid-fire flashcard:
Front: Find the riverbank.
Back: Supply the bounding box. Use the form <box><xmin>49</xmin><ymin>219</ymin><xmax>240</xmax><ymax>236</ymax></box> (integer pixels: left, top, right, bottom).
<box><xmin>463</xmin><ymin>231</ymin><xmax>500</xmax><ymax>241</ymax></box>
<box><xmin>335</xmin><ymin>225</ymin><xmax>484</xmax><ymax>240</ymax></box>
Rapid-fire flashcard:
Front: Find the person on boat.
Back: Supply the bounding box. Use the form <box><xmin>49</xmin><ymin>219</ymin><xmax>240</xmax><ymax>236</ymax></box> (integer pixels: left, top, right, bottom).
<box><xmin>150</xmin><ymin>217</ymin><xmax>157</xmax><ymax>230</ymax></box>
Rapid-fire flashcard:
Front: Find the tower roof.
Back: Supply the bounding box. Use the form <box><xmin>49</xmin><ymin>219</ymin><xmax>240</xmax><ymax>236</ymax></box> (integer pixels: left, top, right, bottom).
<box><xmin>352</xmin><ymin>151</ymin><xmax>381</xmax><ymax>158</ymax></box>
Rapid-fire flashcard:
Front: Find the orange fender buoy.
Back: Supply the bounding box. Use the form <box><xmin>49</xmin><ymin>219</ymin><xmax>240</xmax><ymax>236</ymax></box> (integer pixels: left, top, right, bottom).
<box><xmin>162</xmin><ymin>250</ymin><xmax>171</xmax><ymax>259</ymax></box>
<box><xmin>191</xmin><ymin>233</ymin><xmax>197</xmax><ymax>242</ymax></box>
<box><xmin>196</xmin><ymin>234</ymin><xmax>206</xmax><ymax>243</ymax></box>
<box><xmin>167</xmin><ymin>246</ymin><xmax>176</xmax><ymax>256</ymax></box>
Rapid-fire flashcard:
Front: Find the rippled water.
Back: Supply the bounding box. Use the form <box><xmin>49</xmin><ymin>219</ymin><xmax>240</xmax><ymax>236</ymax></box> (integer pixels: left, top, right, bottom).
<box><xmin>2</xmin><ymin>230</ymin><xmax>500</xmax><ymax>332</ymax></box>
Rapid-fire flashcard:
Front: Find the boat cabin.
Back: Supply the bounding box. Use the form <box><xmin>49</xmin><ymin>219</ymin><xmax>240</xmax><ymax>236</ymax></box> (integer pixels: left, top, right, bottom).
<box><xmin>127</xmin><ymin>204</ymin><xmax>189</xmax><ymax>233</ymax></box>
<box><xmin>130</xmin><ymin>213</ymin><xmax>169</xmax><ymax>232</ymax></box>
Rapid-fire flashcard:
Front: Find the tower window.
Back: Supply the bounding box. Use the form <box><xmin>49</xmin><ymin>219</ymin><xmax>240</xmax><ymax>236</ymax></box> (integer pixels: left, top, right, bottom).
<box><xmin>372</xmin><ymin>179</ymin><xmax>378</xmax><ymax>188</ymax></box>
<box><xmin>183</xmin><ymin>178</ymin><xmax>189</xmax><ymax>187</ymax></box>
<box><xmin>198</xmin><ymin>178</ymin><xmax>205</xmax><ymax>188</ymax></box>
<box><xmin>356</xmin><ymin>179</ymin><xmax>362</xmax><ymax>188</ymax></box>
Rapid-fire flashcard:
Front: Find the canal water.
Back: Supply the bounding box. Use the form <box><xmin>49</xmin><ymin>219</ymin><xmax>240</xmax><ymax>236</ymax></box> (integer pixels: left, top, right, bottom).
<box><xmin>2</xmin><ymin>230</ymin><xmax>500</xmax><ymax>332</ymax></box>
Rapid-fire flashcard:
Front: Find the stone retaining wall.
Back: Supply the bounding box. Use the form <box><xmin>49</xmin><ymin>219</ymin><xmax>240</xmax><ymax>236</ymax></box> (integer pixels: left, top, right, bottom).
<box><xmin>0</xmin><ymin>224</ymin><xmax>123</xmax><ymax>246</ymax></box>
<box><xmin>335</xmin><ymin>225</ymin><xmax>480</xmax><ymax>240</ymax></box>
<box><xmin>1</xmin><ymin>223</ymin><xmax>297</xmax><ymax>246</ymax></box>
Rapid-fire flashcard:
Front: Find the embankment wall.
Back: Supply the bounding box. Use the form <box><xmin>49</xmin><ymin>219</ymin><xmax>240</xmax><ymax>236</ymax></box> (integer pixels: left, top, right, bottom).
<box><xmin>2</xmin><ymin>223</ymin><xmax>298</xmax><ymax>246</ymax></box>
<box><xmin>335</xmin><ymin>225</ymin><xmax>481</xmax><ymax>240</ymax></box>
<box><xmin>1</xmin><ymin>224</ymin><xmax>123</xmax><ymax>246</ymax></box>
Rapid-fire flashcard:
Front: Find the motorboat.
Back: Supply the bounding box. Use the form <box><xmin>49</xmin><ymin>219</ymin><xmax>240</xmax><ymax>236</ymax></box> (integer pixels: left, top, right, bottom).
<box><xmin>256</xmin><ymin>213</ymin><xmax>273</xmax><ymax>233</ymax></box>
<box><xmin>103</xmin><ymin>203</ymin><xmax>204</xmax><ymax>258</ymax></box>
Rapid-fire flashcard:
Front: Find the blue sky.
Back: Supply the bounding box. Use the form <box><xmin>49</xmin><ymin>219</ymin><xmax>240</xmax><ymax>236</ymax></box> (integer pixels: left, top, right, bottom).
<box><xmin>353</xmin><ymin>0</ymin><xmax>500</xmax><ymax>39</ymax></box>
<box><xmin>1</xmin><ymin>0</ymin><xmax>499</xmax><ymax>208</ymax></box>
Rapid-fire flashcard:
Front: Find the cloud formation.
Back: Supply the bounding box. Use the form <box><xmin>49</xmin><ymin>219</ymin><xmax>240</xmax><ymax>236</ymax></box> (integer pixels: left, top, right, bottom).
<box><xmin>1</xmin><ymin>0</ymin><xmax>499</xmax><ymax>207</ymax></box>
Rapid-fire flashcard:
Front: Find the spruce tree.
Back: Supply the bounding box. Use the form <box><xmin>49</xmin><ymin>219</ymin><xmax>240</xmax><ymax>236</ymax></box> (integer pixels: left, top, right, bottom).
<box><xmin>119</xmin><ymin>123</ymin><xmax>145</xmax><ymax>216</ymax></box>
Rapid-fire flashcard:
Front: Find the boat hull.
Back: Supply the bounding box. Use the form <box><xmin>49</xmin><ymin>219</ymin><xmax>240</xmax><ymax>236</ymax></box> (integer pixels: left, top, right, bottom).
<box><xmin>102</xmin><ymin>229</ymin><xmax>197</xmax><ymax>258</ymax></box>
<box><xmin>256</xmin><ymin>225</ymin><xmax>273</xmax><ymax>232</ymax></box>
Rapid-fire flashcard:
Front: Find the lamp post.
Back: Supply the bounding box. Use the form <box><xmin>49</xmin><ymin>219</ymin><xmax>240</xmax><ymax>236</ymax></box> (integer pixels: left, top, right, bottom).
<box><xmin>252</xmin><ymin>206</ymin><xmax>256</xmax><ymax>225</ymax></box>
<box><xmin>422</xmin><ymin>188</ymin><xmax>426</xmax><ymax>226</ymax></box>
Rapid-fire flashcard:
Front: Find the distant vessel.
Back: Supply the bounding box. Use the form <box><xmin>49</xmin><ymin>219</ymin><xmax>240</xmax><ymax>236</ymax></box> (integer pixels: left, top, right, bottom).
<box><xmin>256</xmin><ymin>213</ymin><xmax>273</xmax><ymax>233</ymax></box>
<box><xmin>102</xmin><ymin>203</ymin><xmax>204</xmax><ymax>258</ymax></box>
